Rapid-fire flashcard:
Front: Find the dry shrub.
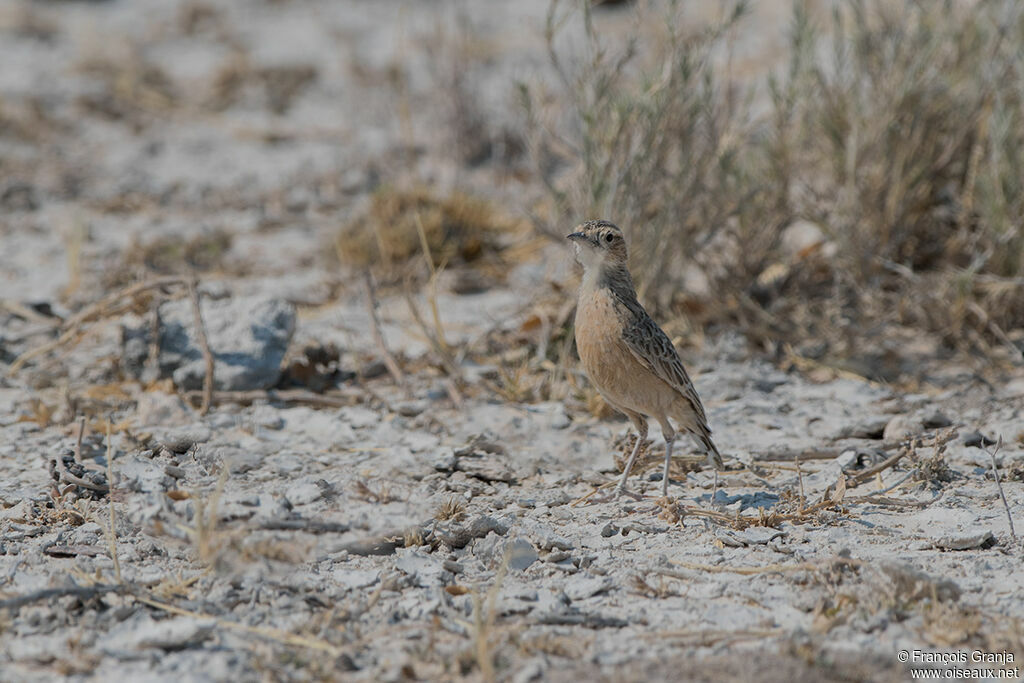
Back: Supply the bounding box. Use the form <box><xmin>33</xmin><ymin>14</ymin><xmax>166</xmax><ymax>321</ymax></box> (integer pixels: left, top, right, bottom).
<box><xmin>116</xmin><ymin>230</ymin><xmax>233</xmax><ymax>277</ymax></box>
<box><xmin>521</xmin><ymin>1</ymin><xmax>772</xmax><ymax>312</ymax></box>
<box><xmin>422</xmin><ymin>11</ymin><xmax>524</xmax><ymax>168</ymax></box>
<box><xmin>207</xmin><ymin>54</ymin><xmax>317</xmax><ymax>114</ymax></box>
<box><xmin>76</xmin><ymin>49</ymin><xmax>178</xmax><ymax>126</ymax></box>
<box><xmin>337</xmin><ymin>186</ymin><xmax>521</xmax><ymax>283</ymax></box>
<box><xmin>523</xmin><ymin>0</ymin><xmax>1024</xmax><ymax>374</ymax></box>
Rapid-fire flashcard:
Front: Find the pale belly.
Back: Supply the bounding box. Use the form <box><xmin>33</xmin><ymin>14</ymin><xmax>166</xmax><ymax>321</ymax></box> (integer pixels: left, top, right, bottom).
<box><xmin>574</xmin><ymin>289</ymin><xmax>676</xmax><ymax>417</ymax></box>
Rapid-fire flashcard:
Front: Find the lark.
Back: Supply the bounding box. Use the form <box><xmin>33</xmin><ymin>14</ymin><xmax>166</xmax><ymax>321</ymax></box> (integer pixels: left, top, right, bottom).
<box><xmin>568</xmin><ymin>220</ymin><xmax>724</xmax><ymax>498</ymax></box>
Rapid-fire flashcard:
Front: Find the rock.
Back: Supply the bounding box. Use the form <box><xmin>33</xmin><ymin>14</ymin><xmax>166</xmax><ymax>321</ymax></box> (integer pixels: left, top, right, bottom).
<box><xmin>155</xmin><ymin>428</ymin><xmax>210</xmax><ymax>454</ymax></box>
<box><xmin>395</xmin><ymin>549</ymin><xmax>446</xmax><ymax>587</ymax></box>
<box><xmin>251</xmin><ymin>404</ymin><xmax>284</xmax><ymax>430</ymax></box>
<box><xmin>473</xmin><ymin>534</ymin><xmax>540</xmax><ymax>570</ymax></box>
<box><xmin>331</xmin><ymin>569</ymin><xmax>380</xmax><ymax>589</ymax></box>
<box><xmin>431</xmin><ymin>452</ymin><xmax>458</xmax><ymax>472</ymax></box>
<box><xmin>934</xmin><ymin>530</ymin><xmax>996</xmax><ymax>551</ymax></box>
<box><xmin>512</xmin><ymin>658</ymin><xmax>546</xmax><ymax>683</ymax></box>
<box><xmin>395</xmin><ymin>401</ymin><xmax>426</xmax><ymax>417</ymax></box>
<box><xmin>836</xmin><ymin>417</ymin><xmax>888</xmax><ymax>440</ymax></box>
<box><xmin>340</xmin><ymin>406</ymin><xmax>380</xmax><ymax>429</ymax></box>
<box><xmin>285</xmin><ymin>479</ymin><xmax>324</xmax><ymax>506</ymax></box>
<box><xmin>450</xmin><ymin>434</ymin><xmax>515</xmax><ymax>482</ymax></box>
<box><xmin>505</xmin><ymin>537</ymin><xmax>539</xmax><ymax>571</ymax></box>
<box><xmin>737</xmin><ymin>528</ymin><xmax>786</xmax><ymax>545</ymax></box>
<box><xmin>836</xmin><ymin>450</ymin><xmax>859</xmax><ymax>471</ymax></box>
<box><xmin>922</xmin><ymin>411</ymin><xmax>953</xmax><ymax>429</ymax></box>
<box><xmin>118</xmin><ymin>456</ymin><xmax>174</xmax><ymax>493</ymax></box>
<box><xmin>123</xmin><ymin>296</ymin><xmax>295</xmax><ymax>391</ymax></box>
<box><xmin>883</xmin><ymin>415</ymin><xmax>921</xmax><ymax>442</ymax></box>
<box><xmin>0</xmin><ymin>500</ymin><xmax>33</xmax><ymax>522</ymax></box>
<box><xmin>134</xmin><ymin>392</ymin><xmax>190</xmax><ymax>428</ymax></box>
<box><xmin>963</xmin><ymin>431</ymin><xmax>996</xmax><ymax>448</ymax></box>
<box><xmin>207</xmin><ymin>445</ymin><xmax>265</xmax><ymax>474</ymax></box>
<box><xmin>437</xmin><ymin>515</ymin><xmax>510</xmax><ymax>549</ymax></box>
<box><xmin>564</xmin><ymin>575</ymin><xmax>613</xmax><ymax>601</ymax></box>
<box><xmin>780</xmin><ymin>219</ymin><xmax>826</xmax><ymax>256</ymax></box>
<box><xmin>530</xmin><ymin>526</ymin><xmax>574</xmax><ymax>551</ymax></box>
<box><xmin>455</xmin><ymin>454</ymin><xmax>515</xmax><ymax>483</ymax></box>
<box><xmin>105</xmin><ymin>615</ymin><xmax>215</xmax><ymax>654</ymax></box>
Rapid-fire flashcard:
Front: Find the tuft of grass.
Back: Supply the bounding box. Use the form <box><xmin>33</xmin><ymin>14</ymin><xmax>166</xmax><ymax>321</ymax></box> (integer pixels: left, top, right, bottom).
<box><xmin>435</xmin><ymin>496</ymin><xmax>467</xmax><ymax>522</ymax></box>
<box><xmin>352</xmin><ymin>479</ymin><xmax>396</xmax><ymax>504</ymax></box>
<box><xmin>127</xmin><ymin>230</ymin><xmax>233</xmax><ymax>274</ymax></box>
<box><xmin>336</xmin><ymin>186</ymin><xmax>520</xmax><ymax>282</ymax></box>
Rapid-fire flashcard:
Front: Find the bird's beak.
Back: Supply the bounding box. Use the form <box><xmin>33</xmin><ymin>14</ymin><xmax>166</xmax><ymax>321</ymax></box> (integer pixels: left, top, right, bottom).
<box><xmin>566</xmin><ymin>232</ymin><xmax>586</xmax><ymax>243</ymax></box>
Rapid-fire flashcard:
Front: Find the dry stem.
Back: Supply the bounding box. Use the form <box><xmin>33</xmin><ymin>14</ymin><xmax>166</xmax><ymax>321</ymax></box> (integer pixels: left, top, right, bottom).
<box><xmin>187</xmin><ymin>277</ymin><xmax>215</xmax><ymax>416</ymax></box>
<box><xmin>984</xmin><ymin>436</ymin><xmax>1017</xmax><ymax>543</ymax></box>
<box><xmin>362</xmin><ymin>270</ymin><xmax>405</xmax><ymax>385</ymax></box>
<box><xmin>104</xmin><ymin>423</ymin><xmax>122</xmax><ymax>584</ymax></box>
<box><xmin>10</xmin><ymin>275</ymin><xmax>187</xmax><ymax>374</ymax></box>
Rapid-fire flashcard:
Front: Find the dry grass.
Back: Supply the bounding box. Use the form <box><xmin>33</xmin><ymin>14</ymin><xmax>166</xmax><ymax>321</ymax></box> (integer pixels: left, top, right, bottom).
<box><xmin>105</xmin><ymin>230</ymin><xmax>233</xmax><ymax>288</ymax></box>
<box><xmin>435</xmin><ymin>496</ymin><xmax>467</xmax><ymax>522</ymax></box>
<box><xmin>521</xmin><ymin>0</ymin><xmax>1024</xmax><ymax>375</ymax></box>
<box><xmin>337</xmin><ymin>186</ymin><xmax>522</xmax><ymax>284</ymax></box>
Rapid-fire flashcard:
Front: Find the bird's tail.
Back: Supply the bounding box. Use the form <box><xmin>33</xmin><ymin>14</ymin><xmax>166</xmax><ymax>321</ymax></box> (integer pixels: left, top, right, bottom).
<box><xmin>693</xmin><ymin>429</ymin><xmax>725</xmax><ymax>470</ymax></box>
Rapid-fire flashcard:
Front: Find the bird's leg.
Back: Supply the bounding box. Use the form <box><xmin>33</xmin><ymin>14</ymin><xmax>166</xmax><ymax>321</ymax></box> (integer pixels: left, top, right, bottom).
<box><xmin>589</xmin><ymin>418</ymin><xmax>646</xmax><ymax>503</ymax></box>
<box><xmin>614</xmin><ymin>434</ymin><xmax>645</xmax><ymax>498</ymax></box>
<box><xmin>656</xmin><ymin>419</ymin><xmax>677</xmax><ymax>497</ymax></box>
<box><xmin>661</xmin><ymin>435</ymin><xmax>675</xmax><ymax>497</ymax></box>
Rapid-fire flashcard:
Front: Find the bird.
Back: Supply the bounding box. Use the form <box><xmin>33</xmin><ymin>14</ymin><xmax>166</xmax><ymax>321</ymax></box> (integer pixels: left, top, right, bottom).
<box><xmin>568</xmin><ymin>219</ymin><xmax>724</xmax><ymax>498</ymax></box>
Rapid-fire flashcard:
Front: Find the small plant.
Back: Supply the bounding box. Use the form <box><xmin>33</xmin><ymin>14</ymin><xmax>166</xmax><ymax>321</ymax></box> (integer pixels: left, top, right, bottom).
<box><xmin>435</xmin><ymin>496</ymin><xmax>467</xmax><ymax>522</ymax></box>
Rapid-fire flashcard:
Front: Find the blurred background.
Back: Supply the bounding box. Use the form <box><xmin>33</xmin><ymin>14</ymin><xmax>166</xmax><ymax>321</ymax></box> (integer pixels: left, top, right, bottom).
<box><xmin>2</xmin><ymin>0</ymin><xmax>1022</xmax><ymax>391</ymax></box>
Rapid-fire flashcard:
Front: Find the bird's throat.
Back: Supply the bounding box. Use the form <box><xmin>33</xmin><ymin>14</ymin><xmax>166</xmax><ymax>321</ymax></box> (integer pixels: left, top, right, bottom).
<box><xmin>581</xmin><ymin>262</ymin><xmax>634</xmax><ymax>299</ymax></box>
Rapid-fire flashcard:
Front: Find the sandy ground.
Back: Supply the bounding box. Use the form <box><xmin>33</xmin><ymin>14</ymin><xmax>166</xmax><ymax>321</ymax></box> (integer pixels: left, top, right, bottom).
<box><xmin>1</xmin><ymin>1</ymin><xmax>1023</xmax><ymax>681</ymax></box>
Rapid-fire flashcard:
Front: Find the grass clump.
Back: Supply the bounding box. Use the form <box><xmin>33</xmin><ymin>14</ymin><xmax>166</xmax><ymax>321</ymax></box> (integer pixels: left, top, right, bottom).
<box><xmin>337</xmin><ymin>186</ymin><xmax>521</xmax><ymax>284</ymax></box>
<box><xmin>523</xmin><ymin>0</ymin><xmax>1024</xmax><ymax>375</ymax></box>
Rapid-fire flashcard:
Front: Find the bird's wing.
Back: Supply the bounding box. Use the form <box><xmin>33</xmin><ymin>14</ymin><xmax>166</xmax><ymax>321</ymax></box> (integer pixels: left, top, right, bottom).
<box><xmin>621</xmin><ymin>312</ymin><xmax>708</xmax><ymax>424</ymax></box>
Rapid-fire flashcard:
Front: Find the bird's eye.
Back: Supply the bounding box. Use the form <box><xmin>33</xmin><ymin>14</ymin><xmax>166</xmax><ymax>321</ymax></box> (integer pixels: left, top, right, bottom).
<box><xmin>604</xmin><ymin>233</ymin><xmax>614</xmax><ymax>243</ymax></box>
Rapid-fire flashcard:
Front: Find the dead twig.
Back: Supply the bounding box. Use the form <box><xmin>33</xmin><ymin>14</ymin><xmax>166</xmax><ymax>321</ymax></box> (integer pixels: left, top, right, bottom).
<box><xmin>754</xmin><ymin>446</ymin><xmax>877</xmax><ymax>462</ymax></box>
<box><xmin>663</xmin><ymin>555</ymin><xmax>864</xmax><ymax>577</ymax></box>
<box><xmin>10</xmin><ymin>276</ymin><xmax>187</xmax><ymax>374</ymax></box>
<box><xmin>473</xmin><ymin>553</ymin><xmax>510</xmax><ymax>683</ymax></box>
<box><xmin>795</xmin><ymin>453</ymin><xmax>806</xmax><ymax>513</ymax></box>
<box><xmin>846</xmin><ymin>448</ymin><xmax>908</xmax><ymax>487</ymax></box>
<box><xmin>256</xmin><ymin>519</ymin><xmax>351</xmax><ymax>534</ymax></box>
<box><xmin>105</xmin><ymin>423</ymin><xmax>122</xmax><ymax>584</ymax></box>
<box><xmin>402</xmin><ymin>285</ymin><xmax>465</xmax><ymax>406</ymax></box>
<box><xmin>0</xmin><ymin>584</ymin><xmax>127</xmax><ymax>612</ymax></box>
<box><xmin>0</xmin><ymin>299</ymin><xmax>62</xmax><ymax>326</ymax></box>
<box><xmin>646</xmin><ymin>627</ymin><xmax>783</xmax><ymax>646</ymax></box>
<box><xmin>73</xmin><ymin>416</ymin><xmax>85</xmax><ymax>464</ymax></box>
<box><xmin>184</xmin><ymin>389</ymin><xmax>360</xmax><ymax>409</ymax></box>
<box><xmin>984</xmin><ymin>436</ymin><xmax>1017</xmax><ymax>543</ymax></box>
<box><xmin>187</xmin><ymin>277</ymin><xmax>215</xmax><ymax>416</ymax></box>
<box><xmin>54</xmin><ymin>453</ymin><xmax>109</xmax><ymax>494</ymax></box>
<box><xmin>133</xmin><ymin>593</ymin><xmax>343</xmax><ymax>656</ymax></box>
<box><xmin>362</xmin><ymin>270</ymin><xmax>405</xmax><ymax>386</ymax></box>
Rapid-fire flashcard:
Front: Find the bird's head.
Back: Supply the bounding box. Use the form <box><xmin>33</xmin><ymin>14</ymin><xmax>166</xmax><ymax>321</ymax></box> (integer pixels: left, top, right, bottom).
<box><xmin>566</xmin><ymin>220</ymin><xmax>628</xmax><ymax>272</ymax></box>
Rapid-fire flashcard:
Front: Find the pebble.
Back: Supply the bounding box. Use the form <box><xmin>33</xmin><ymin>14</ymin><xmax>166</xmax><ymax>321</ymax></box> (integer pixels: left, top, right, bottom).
<box><xmin>564</xmin><ymin>575</ymin><xmax>613</xmax><ymax>601</ymax></box>
<box><xmin>883</xmin><ymin>415</ymin><xmax>922</xmax><ymax>442</ymax></box>
<box><xmin>104</xmin><ymin>616</ymin><xmax>215</xmax><ymax>655</ymax></box>
<box><xmin>284</xmin><ymin>480</ymin><xmax>323</xmax><ymax>505</ymax></box>
<box><xmin>530</xmin><ymin>526</ymin><xmax>574</xmax><ymax>551</ymax></box>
